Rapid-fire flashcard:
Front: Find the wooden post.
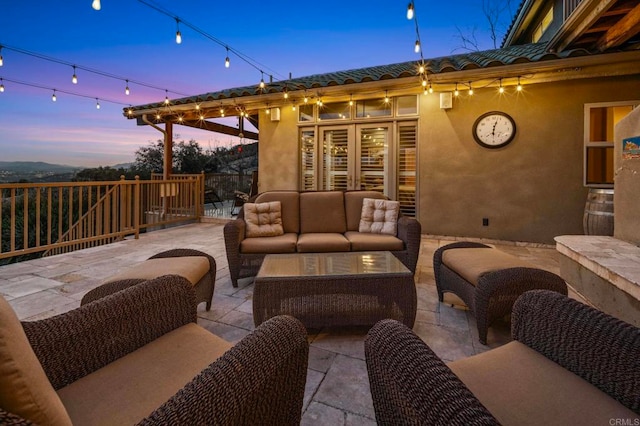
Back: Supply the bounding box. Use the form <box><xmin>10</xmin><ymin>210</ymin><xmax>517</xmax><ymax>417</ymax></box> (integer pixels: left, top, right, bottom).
<box><xmin>164</xmin><ymin>121</ymin><xmax>173</xmax><ymax>180</ymax></box>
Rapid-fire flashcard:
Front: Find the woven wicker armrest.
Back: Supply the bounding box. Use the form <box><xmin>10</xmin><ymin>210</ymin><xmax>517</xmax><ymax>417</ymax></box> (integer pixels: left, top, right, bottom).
<box><xmin>512</xmin><ymin>290</ymin><xmax>640</xmax><ymax>414</ymax></box>
<box><xmin>139</xmin><ymin>315</ymin><xmax>309</xmax><ymax>426</ymax></box>
<box><xmin>223</xmin><ymin>218</ymin><xmax>246</xmax><ymax>247</ymax></box>
<box><xmin>148</xmin><ymin>248</ymin><xmax>216</xmax><ymax>272</ymax></box>
<box><xmin>396</xmin><ymin>216</ymin><xmax>422</xmax><ymax>273</ymax></box>
<box><xmin>365</xmin><ymin>319</ymin><xmax>499</xmax><ymax>425</ymax></box>
<box><xmin>0</xmin><ymin>408</ymin><xmax>34</xmax><ymax>425</ymax></box>
<box><xmin>22</xmin><ymin>275</ymin><xmax>197</xmax><ymax>390</ymax></box>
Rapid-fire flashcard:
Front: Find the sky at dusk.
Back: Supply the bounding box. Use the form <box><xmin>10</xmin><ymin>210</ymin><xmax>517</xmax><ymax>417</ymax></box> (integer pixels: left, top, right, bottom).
<box><xmin>0</xmin><ymin>1</ymin><xmax>515</xmax><ymax>167</ymax></box>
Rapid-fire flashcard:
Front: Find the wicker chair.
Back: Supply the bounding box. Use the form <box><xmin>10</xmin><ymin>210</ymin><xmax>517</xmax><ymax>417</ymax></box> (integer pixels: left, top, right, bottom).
<box><xmin>0</xmin><ymin>275</ymin><xmax>309</xmax><ymax>425</ymax></box>
<box><xmin>365</xmin><ymin>290</ymin><xmax>640</xmax><ymax>425</ymax></box>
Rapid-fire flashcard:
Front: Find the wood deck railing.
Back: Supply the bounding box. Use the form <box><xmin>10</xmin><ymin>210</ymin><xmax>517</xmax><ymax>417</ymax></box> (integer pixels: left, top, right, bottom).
<box><xmin>0</xmin><ymin>175</ymin><xmax>204</xmax><ymax>262</ymax></box>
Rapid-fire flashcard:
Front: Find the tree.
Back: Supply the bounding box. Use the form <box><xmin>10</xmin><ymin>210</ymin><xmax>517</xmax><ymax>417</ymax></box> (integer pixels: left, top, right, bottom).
<box><xmin>133</xmin><ymin>140</ymin><xmax>165</xmax><ymax>177</ymax></box>
<box><xmin>454</xmin><ymin>0</ymin><xmax>514</xmax><ymax>52</ymax></box>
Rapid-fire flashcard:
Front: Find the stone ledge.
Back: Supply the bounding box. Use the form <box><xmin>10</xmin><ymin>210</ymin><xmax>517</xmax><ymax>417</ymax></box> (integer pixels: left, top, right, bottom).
<box><xmin>554</xmin><ymin>235</ymin><xmax>640</xmax><ymax>303</ymax></box>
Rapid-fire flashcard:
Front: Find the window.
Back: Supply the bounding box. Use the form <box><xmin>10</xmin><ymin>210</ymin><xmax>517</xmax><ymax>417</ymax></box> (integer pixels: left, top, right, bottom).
<box><xmin>356</xmin><ymin>98</ymin><xmax>392</xmax><ymax>118</ymax></box>
<box><xmin>396</xmin><ymin>95</ymin><xmax>418</xmax><ymax>116</ymax></box>
<box><xmin>298</xmin><ymin>104</ymin><xmax>314</xmax><ymax>122</ymax></box>
<box><xmin>584</xmin><ymin>102</ymin><xmax>637</xmax><ymax>187</ymax></box>
<box><xmin>300</xmin><ymin>129</ymin><xmax>316</xmax><ymax>190</ymax></box>
<box><xmin>319</xmin><ymin>101</ymin><xmax>351</xmax><ymax>121</ymax></box>
<box><xmin>532</xmin><ymin>6</ymin><xmax>553</xmax><ymax>43</ymax></box>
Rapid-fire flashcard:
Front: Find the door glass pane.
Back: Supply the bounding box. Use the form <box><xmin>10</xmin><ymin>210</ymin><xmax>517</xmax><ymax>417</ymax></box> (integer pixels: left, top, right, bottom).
<box><xmin>359</xmin><ymin>127</ymin><xmax>388</xmax><ymax>193</ymax></box>
<box><xmin>322</xmin><ymin>129</ymin><xmax>349</xmax><ymax>190</ymax></box>
<box><xmin>300</xmin><ymin>130</ymin><xmax>316</xmax><ymax>190</ymax></box>
<box><xmin>398</xmin><ymin>124</ymin><xmax>417</xmax><ymax>217</ymax></box>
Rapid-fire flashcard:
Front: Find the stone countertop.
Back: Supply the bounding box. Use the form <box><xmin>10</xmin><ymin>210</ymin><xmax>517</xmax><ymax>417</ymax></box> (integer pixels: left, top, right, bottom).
<box><xmin>555</xmin><ymin>235</ymin><xmax>640</xmax><ymax>301</ymax></box>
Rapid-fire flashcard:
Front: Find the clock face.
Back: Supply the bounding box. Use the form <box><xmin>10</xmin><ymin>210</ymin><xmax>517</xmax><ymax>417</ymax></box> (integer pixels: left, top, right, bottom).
<box><xmin>472</xmin><ymin>111</ymin><xmax>516</xmax><ymax>148</ymax></box>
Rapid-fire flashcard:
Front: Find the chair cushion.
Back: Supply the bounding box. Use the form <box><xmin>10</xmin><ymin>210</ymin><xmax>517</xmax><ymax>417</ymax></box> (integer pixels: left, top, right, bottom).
<box><xmin>244</xmin><ymin>201</ymin><xmax>284</xmax><ymax>238</ymax></box>
<box><xmin>254</xmin><ymin>191</ymin><xmax>300</xmax><ymax>234</ymax></box>
<box><xmin>441</xmin><ymin>247</ymin><xmax>535</xmax><ymax>286</ymax></box>
<box><xmin>57</xmin><ymin>323</ymin><xmax>232</xmax><ymax>426</ymax></box>
<box><xmin>296</xmin><ymin>233</ymin><xmax>350</xmax><ymax>253</ymax></box>
<box><xmin>0</xmin><ymin>296</ymin><xmax>72</xmax><ymax>426</ymax></box>
<box><xmin>299</xmin><ymin>191</ymin><xmax>347</xmax><ymax>234</ymax></box>
<box><xmin>344</xmin><ymin>231</ymin><xmax>404</xmax><ymax>251</ymax></box>
<box><xmin>359</xmin><ymin>198</ymin><xmax>400</xmax><ymax>235</ymax></box>
<box><xmin>240</xmin><ymin>233</ymin><xmax>298</xmax><ymax>254</ymax></box>
<box><xmin>104</xmin><ymin>256</ymin><xmax>210</xmax><ymax>286</ymax></box>
<box><xmin>344</xmin><ymin>191</ymin><xmax>386</xmax><ymax>231</ymax></box>
<box><xmin>448</xmin><ymin>341</ymin><xmax>640</xmax><ymax>426</ymax></box>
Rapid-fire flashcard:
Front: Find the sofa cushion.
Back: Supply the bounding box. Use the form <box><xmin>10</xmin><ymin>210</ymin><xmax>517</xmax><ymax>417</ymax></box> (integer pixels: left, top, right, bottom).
<box><xmin>297</xmin><ymin>233</ymin><xmax>350</xmax><ymax>252</ymax></box>
<box><xmin>344</xmin><ymin>231</ymin><xmax>404</xmax><ymax>251</ymax></box>
<box><xmin>344</xmin><ymin>191</ymin><xmax>386</xmax><ymax>231</ymax></box>
<box><xmin>299</xmin><ymin>191</ymin><xmax>347</xmax><ymax>234</ymax></box>
<box><xmin>448</xmin><ymin>341</ymin><xmax>640</xmax><ymax>426</ymax></box>
<box><xmin>359</xmin><ymin>198</ymin><xmax>400</xmax><ymax>235</ymax></box>
<box><xmin>442</xmin><ymin>247</ymin><xmax>535</xmax><ymax>286</ymax></box>
<box><xmin>57</xmin><ymin>323</ymin><xmax>232</xmax><ymax>426</ymax></box>
<box><xmin>0</xmin><ymin>296</ymin><xmax>72</xmax><ymax>426</ymax></box>
<box><xmin>244</xmin><ymin>201</ymin><xmax>284</xmax><ymax>238</ymax></box>
<box><xmin>254</xmin><ymin>191</ymin><xmax>300</xmax><ymax>234</ymax></box>
<box><xmin>104</xmin><ymin>256</ymin><xmax>210</xmax><ymax>286</ymax></box>
<box><xmin>240</xmin><ymin>233</ymin><xmax>298</xmax><ymax>254</ymax></box>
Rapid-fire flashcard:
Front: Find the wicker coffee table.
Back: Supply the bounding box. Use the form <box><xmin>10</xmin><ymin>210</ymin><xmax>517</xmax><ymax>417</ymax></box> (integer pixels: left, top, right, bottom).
<box><xmin>253</xmin><ymin>251</ymin><xmax>416</xmax><ymax>328</ymax></box>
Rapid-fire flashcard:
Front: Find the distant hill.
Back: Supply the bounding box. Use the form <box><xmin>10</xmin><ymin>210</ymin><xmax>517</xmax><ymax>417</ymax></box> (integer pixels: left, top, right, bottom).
<box><xmin>0</xmin><ymin>161</ymin><xmax>82</xmax><ymax>173</ymax></box>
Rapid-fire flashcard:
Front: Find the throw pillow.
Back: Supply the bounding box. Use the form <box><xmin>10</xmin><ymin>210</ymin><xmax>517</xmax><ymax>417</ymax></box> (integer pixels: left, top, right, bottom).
<box><xmin>244</xmin><ymin>201</ymin><xmax>284</xmax><ymax>238</ymax></box>
<box><xmin>359</xmin><ymin>198</ymin><xmax>400</xmax><ymax>235</ymax></box>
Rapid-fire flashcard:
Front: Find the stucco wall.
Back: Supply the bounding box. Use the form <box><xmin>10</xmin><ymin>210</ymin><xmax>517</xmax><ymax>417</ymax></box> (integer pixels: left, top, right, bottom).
<box><xmin>614</xmin><ymin>106</ymin><xmax>640</xmax><ymax>245</ymax></box>
<box><xmin>257</xmin><ymin>75</ymin><xmax>639</xmax><ymax>244</ymax></box>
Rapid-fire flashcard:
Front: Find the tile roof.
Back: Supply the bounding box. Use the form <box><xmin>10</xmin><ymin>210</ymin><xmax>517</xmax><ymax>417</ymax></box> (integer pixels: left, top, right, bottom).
<box><xmin>127</xmin><ymin>42</ymin><xmax>590</xmax><ymax>113</ymax></box>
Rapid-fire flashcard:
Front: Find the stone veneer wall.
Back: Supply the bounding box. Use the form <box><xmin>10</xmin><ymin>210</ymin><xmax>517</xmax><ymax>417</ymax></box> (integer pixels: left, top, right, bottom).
<box><xmin>614</xmin><ymin>107</ymin><xmax>640</xmax><ymax>246</ymax></box>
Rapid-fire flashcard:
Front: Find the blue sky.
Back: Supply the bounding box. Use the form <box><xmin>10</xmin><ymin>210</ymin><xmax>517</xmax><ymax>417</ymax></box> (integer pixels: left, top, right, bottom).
<box><xmin>0</xmin><ymin>1</ymin><xmax>514</xmax><ymax>167</ymax></box>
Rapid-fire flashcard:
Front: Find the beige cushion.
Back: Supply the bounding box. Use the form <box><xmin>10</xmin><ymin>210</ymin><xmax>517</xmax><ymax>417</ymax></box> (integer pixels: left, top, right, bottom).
<box><xmin>57</xmin><ymin>323</ymin><xmax>232</xmax><ymax>426</ymax></box>
<box><xmin>254</xmin><ymin>191</ymin><xmax>300</xmax><ymax>234</ymax></box>
<box><xmin>344</xmin><ymin>191</ymin><xmax>386</xmax><ymax>231</ymax></box>
<box><xmin>244</xmin><ymin>201</ymin><xmax>284</xmax><ymax>238</ymax></box>
<box><xmin>299</xmin><ymin>191</ymin><xmax>347</xmax><ymax>234</ymax></box>
<box><xmin>344</xmin><ymin>231</ymin><xmax>404</xmax><ymax>251</ymax></box>
<box><xmin>442</xmin><ymin>247</ymin><xmax>535</xmax><ymax>286</ymax></box>
<box><xmin>105</xmin><ymin>256</ymin><xmax>210</xmax><ymax>286</ymax></box>
<box><xmin>358</xmin><ymin>198</ymin><xmax>400</xmax><ymax>235</ymax></box>
<box><xmin>240</xmin><ymin>233</ymin><xmax>298</xmax><ymax>254</ymax></box>
<box><xmin>0</xmin><ymin>296</ymin><xmax>72</xmax><ymax>426</ymax></box>
<box><xmin>296</xmin><ymin>233</ymin><xmax>350</xmax><ymax>252</ymax></box>
<box><xmin>448</xmin><ymin>341</ymin><xmax>640</xmax><ymax>426</ymax></box>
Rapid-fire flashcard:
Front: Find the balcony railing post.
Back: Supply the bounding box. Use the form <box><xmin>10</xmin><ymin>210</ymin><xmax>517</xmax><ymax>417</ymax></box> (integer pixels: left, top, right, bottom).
<box><xmin>134</xmin><ymin>176</ymin><xmax>140</xmax><ymax>239</ymax></box>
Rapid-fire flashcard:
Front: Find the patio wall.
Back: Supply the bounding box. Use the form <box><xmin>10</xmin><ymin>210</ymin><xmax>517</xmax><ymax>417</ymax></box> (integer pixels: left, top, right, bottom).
<box><xmin>614</xmin><ymin>106</ymin><xmax>640</xmax><ymax>246</ymax></box>
<box><xmin>257</xmin><ymin>75</ymin><xmax>640</xmax><ymax>244</ymax></box>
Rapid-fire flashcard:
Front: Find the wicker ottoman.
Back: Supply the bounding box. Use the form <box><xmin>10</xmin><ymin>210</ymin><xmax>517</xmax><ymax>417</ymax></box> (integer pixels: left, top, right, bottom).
<box><xmin>81</xmin><ymin>248</ymin><xmax>216</xmax><ymax>310</ymax></box>
<box><xmin>433</xmin><ymin>242</ymin><xmax>567</xmax><ymax>344</ymax></box>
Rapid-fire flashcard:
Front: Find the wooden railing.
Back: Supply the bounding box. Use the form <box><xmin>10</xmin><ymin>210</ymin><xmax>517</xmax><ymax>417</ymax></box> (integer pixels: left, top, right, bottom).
<box><xmin>0</xmin><ymin>175</ymin><xmax>204</xmax><ymax>262</ymax></box>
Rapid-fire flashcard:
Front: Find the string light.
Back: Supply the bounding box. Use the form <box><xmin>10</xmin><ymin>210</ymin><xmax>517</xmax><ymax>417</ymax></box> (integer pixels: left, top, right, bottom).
<box><xmin>71</xmin><ymin>66</ymin><xmax>78</xmax><ymax>84</ymax></box>
<box><xmin>349</xmin><ymin>94</ymin><xmax>353</xmax><ymax>106</ymax></box>
<box><xmin>224</xmin><ymin>47</ymin><xmax>230</xmax><ymax>68</ymax></box>
<box><xmin>91</xmin><ymin>0</ymin><xmax>101</xmax><ymax>11</ymax></box>
<box><xmin>428</xmin><ymin>83</ymin><xmax>433</xmax><ymax>94</ymax></box>
<box><xmin>219</xmin><ymin>105</ymin><xmax>225</xmax><ymax>117</ymax></box>
<box><xmin>283</xmin><ymin>88</ymin><xmax>288</xmax><ymax>99</ymax></box>
<box><xmin>317</xmin><ymin>99</ymin><xmax>323</xmax><ymax>107</ymax></box>
<box><xmin>418</xmin><ymin>63</ymin><xmax>425</xmax><ymax>74</ymax></box>
<box><xmin>52</xmin><ymin>90</ymin><xmax>57</xmax><ymax>102</ymax></box>
<box><xmin>454</xmin><ymin>83</ymin><xmax>459</xmax><ymax>97</ymax></box>
<box><xmin>259</xmin><ymin>71</ymin><xmax>265</xmax><ymax>89</ymax></box>
<box><xmin>265</xmin><ymin>104</ymin><xmax>270</xmax><ymax>114</ymax></box>
<box><xmin>516</xmin><ymin>76</ymin><xmax>523</xmax><ymax>91</ymax></box>
<box><xmin>125</xmin><ymin>80</ymin><xmax>130</xmax><ymax>95</ymax></box>
<box><xmin>303</xmin><ymin>93</ymin><xmax>309</xmax><ymax>103</ymax></box>
<box><xmin>164</xmin><ymin>89</ymin><xmax>170</xmax><ymax>104</ymax></box>
<box><xmin>155</xmin><ymin>112</ymin><xmax>161</xmax><ymax>120</ymax></box>
<box><xmin>468</xmin><ymin>81</ymin><xmax>474</xmax><ymax>96</ymax></box>
<box><xmin>406</xmin><ymin>2</ymin><xmax>414</xmax><ymax>20</ymax></box>
<box><xmin>0</xmin><ymin>78</ymin><xmax>4</xmax><ymax>92</ymax></box>
<box><xmin>195</xmin><ymin>103</ymin><xmax>200</xmax><ymax>110</ymax></box>
<box><xmin>175</xmin><ymin>19</ymin><xmax>182</xmax><ymax>44</ymax></box>
<box><xmin>498</xmin><ymin>79</ymin><xmax>505</xmax><ymax>94</ymax></box>
<box><xmin>292</xmin><ymin>104</ymin><xmax>296</xmax><ymax>111</ymax></box>
<box><xmin>414</xmin><ymin>40</ymin><xmax>421</xmax><ymax>53</ymax></box>
<box><xmin>0</xmin><ymin>46</ymin><xmax>4</xmax><ymax>67</ymax></box>
<box><xmin>384</xmin><ymin>90</ymin><xmax>390</xmax><ymax>103</ymax></box>
<box><xmin>95</xmin><ymin>98</ymin><xmax>100</xmax><ymax>109</ymax></box>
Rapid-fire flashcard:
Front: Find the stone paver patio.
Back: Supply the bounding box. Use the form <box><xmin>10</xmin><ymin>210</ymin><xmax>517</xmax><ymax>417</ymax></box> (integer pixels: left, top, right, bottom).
<box><xmin>0</xmin><ymin>221</ymin><xmax>584</xmax><ymax>424</ymax></box>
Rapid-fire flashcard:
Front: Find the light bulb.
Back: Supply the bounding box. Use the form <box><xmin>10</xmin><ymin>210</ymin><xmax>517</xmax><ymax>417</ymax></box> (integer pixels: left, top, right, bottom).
<box><xmin>454</xmin><ymin>84</ymin><xmax>459</xmax><ymax>97</ymax></box>
<box><xmin>407</xmin><ymin>2</ymin><xmax>414</xmax><ymax>20</ymax></box>
<box><xmin>195</xmin><ymin>104</ymin><xmax>200</xmax><ymax>110</ymax></box>
<box><xmin>199</xmin><ymin>114</ymin><xmax>204</xmax><ymax>120</ymax></box>
<box><xmin>259</xmin><ymin>78</ymin><xmax>265</xmax><ymax>89</ymax></box>
<box><xmin>265</xmin><ymin>108</ymin><xmax>270</xmax><ymax>114</ymax></box>
<box><xmin>176</xmin><ymin>30</ymin><xmax>182</xmax><ymax>44</ymax></box>
<box><xmin>384</xmin><ymin>91</ymin><xmax>390</xmax><ymax>103</ymax></box>
<box><xmin>127</xmin><ymin>108</ymin><xmax>133</xmax><ymax>116</ymax></box>
<box><xmin>0</xmin><ymin>54</ymin><xmax>4</xmax><ymax>67</ymax></box>
<box><xmin>225</xmin><ymin>48</ymin><xmax>230</xmax><ymax>68</ymax></box>
<box><xmin>421</xmin><ymin>79</ymin><xmax>427</xmax><ymax>87</ymax></box>
<box><xmin>283</xmin><ymin>91</ymin><xmax>288</xmax><ymax>99</ymax></box>
<box><xmin>72</xmin><ymin>74</ymin><xmax>77</xmax><ymax>84</ymax></box>
<box><xmin>414</xmin><ymin>40</ymin><xmax>420</xmax><ymax>53</ymax></box>
<box><xmin>468</xmin><ymin>82</ymin><xmax>473</xmax><ymax>96</ymax></box>
<box><xmin>52</xmin><ymin>91</ymin><xmax>57</xmax><ymax>102</ymax></box>
<box><xmin>96</xmin><ymin>99</ymin><xmax>100</xmax><ymax>109</ymax></box>
<box><xmin>125</xmin><ymin>83</ymin><xmax>130</xmax><ymax>95</ymax></box>
<box><xmin>516</xmin><ymin>77</ymin><xmax>522</xmax><ymax>91</ymax></box>
<box><xmin>428</xmin><ymin>85</ymin><xmax>433</xmax><ymax>94</ymax></box>
<box><xmin>0</xmin><ymin>83</ymin><xmax>4</xmax><ymax>93</ymax></box>
<box><xmin>499</xmin><ymin>85</ymin><xmax>505</xmax><ymax>94</ymax></box>
<box><xmin>292</xmin><ymin>105</ymin><xmax>296</xmax><ymax>111</ymax></box>
<box><xmin>92</xmin><ymin>0</ymin><xmax>101</xmax><ymax>10</ymax></box>
<box><xmin>419</xmin><ymin>64</ymin><xmax>425</xmax><ymax>74</ymax></box>
<box><xmin>156</xmin><ymin>113</ymin><xmax>161</xmax><ymax>120</ymax></box>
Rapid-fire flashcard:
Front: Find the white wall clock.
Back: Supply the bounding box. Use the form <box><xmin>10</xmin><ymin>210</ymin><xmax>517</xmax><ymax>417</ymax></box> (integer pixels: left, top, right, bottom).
<box><xmin>472</xmin><ymin>111</ymin><xmax>517</xmax><ymax>149</ymax></box>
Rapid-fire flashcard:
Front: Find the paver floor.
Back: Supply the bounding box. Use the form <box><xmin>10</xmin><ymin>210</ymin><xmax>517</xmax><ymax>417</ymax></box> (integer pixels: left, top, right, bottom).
<box><xmin>0</xmin><ymin>222</ymin><xmax>584</xmax><ymax>424</ymax></box>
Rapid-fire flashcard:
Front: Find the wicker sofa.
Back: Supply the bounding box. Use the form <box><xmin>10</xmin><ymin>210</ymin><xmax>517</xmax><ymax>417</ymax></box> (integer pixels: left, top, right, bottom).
<box><xmin>0</xmin><ymin>275</ymin><xmax>309</xmax><ymax>426</ymax></box>
<box><xmin>365</xmin><ymin>290</ymin><xmax>640</xmax><ymax>425</ymax></box>
<box><xmin>223</xmin><ymin>190</ymin><xmax>422</xmax><ymax>287</ymax></box>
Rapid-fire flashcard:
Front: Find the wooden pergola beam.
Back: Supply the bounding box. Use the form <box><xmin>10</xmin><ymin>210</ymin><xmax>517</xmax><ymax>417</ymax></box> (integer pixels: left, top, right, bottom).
<box><xmin>596</xmin><ymin>2</ymin><xmax>640</xmax><ymax>51</ymax></box>
<box><xmin>180</xmin><ymin>118</ymin><xmax>259</xmax><ymax>140</ymax></box>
